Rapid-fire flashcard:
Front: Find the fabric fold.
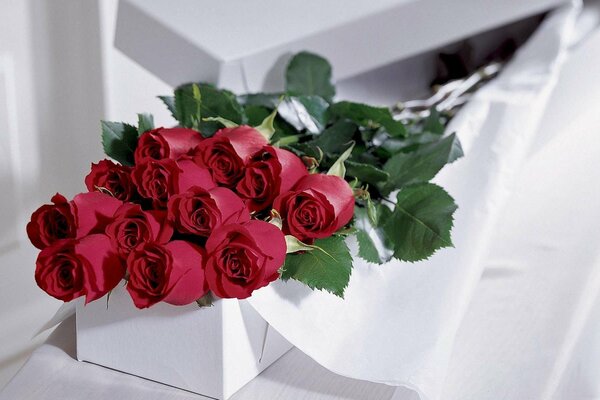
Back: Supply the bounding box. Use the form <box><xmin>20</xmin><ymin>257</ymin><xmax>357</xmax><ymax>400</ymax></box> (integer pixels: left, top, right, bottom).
<box><xmin>248</xmin><ymin>2</ymin><xmax>581</xmax><ymax>399</ymax></box>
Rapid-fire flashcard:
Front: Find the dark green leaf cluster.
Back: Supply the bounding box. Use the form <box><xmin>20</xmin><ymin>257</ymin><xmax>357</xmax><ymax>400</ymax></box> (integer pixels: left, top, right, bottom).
<box><xmin>101</xmin><ymin>51</ymin><xmax>463</xmax><ymax>298</ymax></box>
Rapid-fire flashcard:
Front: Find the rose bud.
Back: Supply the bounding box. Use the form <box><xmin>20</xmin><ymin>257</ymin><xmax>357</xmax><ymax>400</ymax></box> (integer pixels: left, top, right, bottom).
<box><xmin>85</xmin><ymin>159</ymin><xmax>137</xmax><ymax>202</ymax></box>
<box><xmin>27</xmin><ymin>192</ymin><xmax>122</xmax><ymax>249</ymax></box>
<box><xmin>126</xmin><ymin>241</ymin><xmax>207</xmax><ymax>309</ymax></box>
<box><xmin>236</xmin><ymin>146</ymin><xmax>307</xmax><ymax>212</ymax></box>
<box><xmin>132</xmin><ymin>158</ymin><xmax>214</xmax><ymax>208</ymax></box>
<box><xmin>134</xmin><ymin>127</ymin><xmax>203</xmax><ymax>163</ymax></box>
<box><xmin>205</xmin><ymin>220</ymin><xmax>286</xmax><ymax>299</ymax></box>
<box><xmin>273</xmin><ymin>174</ymin><xmax>355</xmax><ymax>243</ymax></box>
<box><xmin>106</xmin><ymin>203</ymin><xmax>173</xmax><ymax>259</ymax></box>
<box><xmin>195</xmin><ymin>126</ymin><xmax>268</xmax><ymax>188</ymax></box>
<box><xmin>35</xmin><ymin>234</ymin><xmax>124</xmax><ymax>303</ymax></box>
<box><xmin>168</xmin><ymin>186</ymin><xmax>249</xmax><ymax>237</ymax></box>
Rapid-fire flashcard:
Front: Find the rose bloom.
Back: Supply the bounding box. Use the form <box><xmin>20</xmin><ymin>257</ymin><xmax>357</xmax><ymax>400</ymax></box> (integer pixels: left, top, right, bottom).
<box><xmin>195</xmin><ymin>126</ymin><xmax>268</xmax><ymax>188</ymax></box>
<box><xmin>106</xmin><ymin>203</ymin><xmax>173</xmax><ymax>259</ymax></box>
<box><xmin>126</xmin><ymin>241</ymin><xmax>207</xmax><ymax>309</ymax></box>
<box><xmin>85</xmin><ymin>159</ymin><xmax>137</xmax><ymax>202</ymax></box>
<box><xmin>168</xmin><ymin>186</ymin><xmax>249</xmax><ymax>237</ymax></box>
<box><xmin>27</xmin><ymin>192</ymin><xmax>122</xmax><ymax>249</ymax></box>
<box><xmin>236</xmin><ymin>146</ymin><xmax>307</xmax><ymax>212</ymax></box>
<box><xmin>205</xmin><ymin>221</ymin><xmax>286</xmax><ymax>299</ymax></box>
<box><xmin>273</xmin><ymin>174</ymin><xmax>354</xmax><ymax>243</ymax></box>
<box><xmin>35</xmin><ymin>234</ymin><xmax>123</xmax><ymax>303</ymax></box>
<box><xmin>132</xmin><ymin>158</ymin><xmax>214</xmax><ymax>208</ymax></box>
<box><xmin>134</xmin><ymin>127</ymin><xmax>203</xmax><ymax>163</ymax></box>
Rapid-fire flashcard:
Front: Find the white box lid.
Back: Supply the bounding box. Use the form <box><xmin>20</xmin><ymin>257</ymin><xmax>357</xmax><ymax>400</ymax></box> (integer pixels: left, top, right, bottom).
<box><xmin>115</xmin><ymin>0</ymin><xmax>567</xmax><ymax>92</ymax></box>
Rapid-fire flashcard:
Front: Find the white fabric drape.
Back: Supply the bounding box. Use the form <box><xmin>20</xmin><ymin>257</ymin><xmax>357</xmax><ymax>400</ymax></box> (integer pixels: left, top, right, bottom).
<box><xmin>248</xmin><ymin>2</ymin><xmax>585</xmax><ymax>400</ymax></box>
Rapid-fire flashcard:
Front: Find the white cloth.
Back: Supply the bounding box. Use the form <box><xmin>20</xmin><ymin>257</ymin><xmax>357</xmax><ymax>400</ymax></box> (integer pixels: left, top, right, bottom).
<box><xmin>248</xmin><ymin>2</ymin><xmax>582</xmax><ymax>400</ymax></box>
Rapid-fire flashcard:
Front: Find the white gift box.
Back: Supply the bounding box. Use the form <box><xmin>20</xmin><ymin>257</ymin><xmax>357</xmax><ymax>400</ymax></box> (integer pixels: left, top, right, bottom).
<box><xmin>115</xmin><ymin>0</ymin><xmax>565</xmax><ymax>92</ymax></box>
<box><xmin>76</xmin><ymin>284</ymin><xmax>293</xmax><ymax>399</ymax></box>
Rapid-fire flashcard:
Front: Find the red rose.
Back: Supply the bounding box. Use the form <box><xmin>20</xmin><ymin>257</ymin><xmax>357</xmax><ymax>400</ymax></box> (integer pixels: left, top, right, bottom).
<box><xmin>126</xmin><ymin>241</ymin><xmax>207</xmax><ymax>309</ymax></box>
<box><xmin>27</xmin><ymin>194</ymin><xmax>75</xmax><ymax>249</ymax></box>
<box><xmin>236</xmin><ymin>146</ymin><xmax>307</xmax><ymax>212</ymax></box>
<box><xmin>195</xmin><ymin>126</ymin><xmax>268</xmax><ymax>188</ymax></box>
<box><xmin>134</xmin><ymin>127</ymin><xmax>203</xmax><ymax>163</ymax></box>
<box><xmin>72</xmin><ymin>192</ymin><xmax>124</xmax><ymax>237</ymax></box>
<box><xmin>85</xmin><ymin>159</ymin><xmax>137</xmax><ymax>201</ymax></box>
<box><xmin>273</xmin><ymin>174</ymin><xmax>354</xmax><ymax>242</ymax></box>
<box><xmin>35</xmin><ymin>234</ymin><xmax>124</xmax><ymax>303</ymax></box>
<box><xmin>106</xmin><ymin>203</ymin><xmax>173</xmax><ymax>259</ymax></box>
<box><xmin>177</xmin><ymin>157</ymin><xmax>216</xmax><ymax>194</ymax></box>
<box><xmin>27</xmin><ymin>192</ymin><xmax>122</xmax><ymax>249</ymax></box>
<box><xmin>205</xmin><ymin>221</ymin><xmax>286</xmax><ymax>299</ymax></box>
<box><xmin>168</xmin><ymin>186</ymin><xmax>249</xmax><ymax>237</ymax></box>
<box><xmin>132</xmin><ymin>158</ymin><xmax>214</xmax><ymax>208</ymax></box>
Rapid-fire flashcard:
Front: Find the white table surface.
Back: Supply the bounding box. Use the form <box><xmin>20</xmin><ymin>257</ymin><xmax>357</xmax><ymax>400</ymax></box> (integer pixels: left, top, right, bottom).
<box><xmin>0</xmin><ymin>316</ymin><xmax>409</xmax><ymax>400</ymax></box>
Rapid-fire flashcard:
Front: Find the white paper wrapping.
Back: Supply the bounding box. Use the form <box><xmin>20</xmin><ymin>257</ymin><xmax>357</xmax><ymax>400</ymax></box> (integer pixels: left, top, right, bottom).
<box><xmin>248</xmin><ymin>2</ymin><xmax>582</xmax><ymax>400</ymax></box>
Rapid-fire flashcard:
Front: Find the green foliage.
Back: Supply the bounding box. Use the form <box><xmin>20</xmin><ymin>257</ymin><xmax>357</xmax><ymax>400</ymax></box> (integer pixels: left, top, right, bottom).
<box><xmin>117</xmin><ymin>50</ymin><xmax>464</xmax><ymax>298</ymax></box>
<box><xmin>137</xmin><ymin>113</ymin><xmax>154</xmax><ymax>135</ymax></box>
<box><xmin>158</xmin><ymin>95</ymin><xmax>177</xmax><ymax>119</ymax></box>
<box><xmin>101</xmin><ymin>121</ymin><xmax>138</xmax><ymax>166</ymax></box>
<box><xmin>381</xmin><ymin>133</ymin><xmax>463</xmax><ymax>194</ymax></box>
<box><xmin>310</xmin><ymin>120</ymin><xmax>356</xmax><ymax>154</ymax></box>
<box><xmin>285</xmin><ymin>52</ymin><xmax>335</xmax><ymax>102</ymax></box>
<box><xmin>174</xmin><ymin>83</ymin><xmax>246</xmax><ymax>136</ymax></box>
<box><xmin>422</xmin><ymin>108</ymin><xmax>445</xmax><ymax>134</ymax></box>
<box><xmin>356</xmin><ymin>229</ymin><xmax>383</xmax><ymax>264</ymax></box>
<box><xmin>383</xmin><ymin>183</ymin><xmax>457</xmax><ymax>262</ymax></box>
<box><xmin>281</xmin><ymin>235</ymin><xmax>353</xmax><ymax>297</ymax></box>
<box><xmin>330</xmin><ymin>101</ymin><xmax>407</xmax><ymax>138</ymax></box>
<box><xmin>345</xmin><ymin>161</ymin><xmax>390</xmax><ymax>185</ymax></box>
<box><xmin>294</xmin><ymin>95</ymin><xmax>330</xmax><ymax>132</ymax></box>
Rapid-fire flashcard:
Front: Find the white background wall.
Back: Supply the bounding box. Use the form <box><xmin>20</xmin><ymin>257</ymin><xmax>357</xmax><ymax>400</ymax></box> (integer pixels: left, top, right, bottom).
<box><xmin>0</xmin><ymin>0</ymin><xmax>171</xmax><ymax>387</ymax></box>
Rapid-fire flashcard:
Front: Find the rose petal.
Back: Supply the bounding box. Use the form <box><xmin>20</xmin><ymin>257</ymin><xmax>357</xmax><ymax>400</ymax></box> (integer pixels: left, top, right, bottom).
<box><xmin>163</xmin><ymin>241</ymin><xmax>207</xmax><ymax>306</ymax></box>
<box><xmin>177</xmin><ymin>158</ymin><xmax>216</xmax><ymax>193</ymax></box>
<box><xmin>76</xmin><ymin>234</ymin><xmax>124</xmax><ymax>303</ymax></box>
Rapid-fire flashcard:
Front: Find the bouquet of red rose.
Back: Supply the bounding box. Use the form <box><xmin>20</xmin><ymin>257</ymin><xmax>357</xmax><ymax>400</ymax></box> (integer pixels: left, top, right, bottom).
<box><xmin>28</xmin><ymin>52</ymin><xmax>462</xmax><ymax>308</ymax></box>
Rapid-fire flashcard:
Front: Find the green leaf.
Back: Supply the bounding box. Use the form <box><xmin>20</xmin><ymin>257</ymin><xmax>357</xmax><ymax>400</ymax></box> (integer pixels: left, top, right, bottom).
<box><xmin>381</xmin><ymin>133</ymin><xmax>463</xmax><ymax>194</ymax></box>
<box><xmin>255</xmin><ymin>108</ymin><xmax>277</xmax><ymax>141</ymax></box>
<box><xmin>284</xmin><ymin>142</ymin><xmax>322</xmax><ymax>159</ymax></box>
<box><xmin>310</xmin><ymin>120</ymin><xmax>356</xmax><ymax>154</ymax></box>
<box><xmin>244</xmin><ymin>105</ymin><xmax>271</xmax><ymax>126</ymax></box>
<box><xmin>355</xmin><ymin>229</ymin><xmax>383</xmax><ymax>264</ymax></box>
<box><xmin>353</xmin><ymin>206</ymin><xmax>389</xmax><ymax>264</ymax></box>
<box><xmin>285</xmin><ymin>235</ymin><xmax>321</xmax><ymax>254</ymax></box>
<box><xmin>174</xmin><ymin>83</ymin><xmax>246</xmax><ymax>136</ymax></box>
<box><xmin>423</xmin><ymin>107</ymin><xmax>445</xmax><ymax>135</ymax></box>
<box><xmin>281</xmin><ymin>235</ymin><xmax>352</xmax><ymax>297</ymax></box>
<box><xmin>285</xmin><ymin>52</ymin><xmax>335</xmax><ymax>102</ymax></box>
<box><xmin>239</xmin><ymin>93</ymin><xmax>282</xmax><ymax>108</ymax></box>
<box><xmin>158</xmin><ymin>96</ymin><xmax>177</xmax><ymax>120</ymax></box>
<box><xmin>383</xmin><ymin>183</ymin><xmax>457</xmax><ymax>262</ymax></box>
<box><xmin>345</xmin><ymin>161</ymin><xmax>390</xmax><ymax>184</ymax></box>
<box><xmin>195</xmin><ymin>292</ymin><xmax>214</xmax><ymax>308</ymax></box>
<box><xmin>202</xmin><ymin>116</ymin><xmax>238</xmax><ymax>128</ymax></box>
<box><xmin>327</xmin><ymin>142</ymin><xmax>354</xmax><ymax>177</ymax></box>
<box><xmin>101</xmin><ymin>121</ymin><xmax>139</xmax><ymax>166</ymax></box>
<box><xmin>330</xmin><ymin>101</ymin><xmax>407</xmax><ymax>138</ymax></box>
<box><xmin>174</xmin><ymin>83</ymin><xmax>201</xmax><ymax>129</ymax></box>
<box><xmin>137</xmin><ymin>113</ymin><xmax>154</xmax><ymax>135</ymax></box>
<box><xmin>380</xmin><ymin>132</ymin><xmax>442</xmax><ymax>155</ymax></box>
<box><xmin>279</xmin><ymin>95</ymin><xmax>329</xmax><ymax>134</ymax></box>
